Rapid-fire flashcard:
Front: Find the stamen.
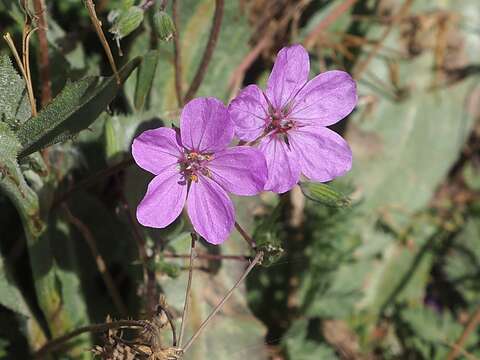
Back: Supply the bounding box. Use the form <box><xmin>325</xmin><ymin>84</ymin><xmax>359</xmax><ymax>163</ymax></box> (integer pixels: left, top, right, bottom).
<box><xmin>179</xmin><ymin>150</ymin><xmax>213</xmax><ymax>183</ymax></box>
<box><xmin>190</xmin><ymin>174</ymin><xmax>198</xmax><ymax>182</ymax></box>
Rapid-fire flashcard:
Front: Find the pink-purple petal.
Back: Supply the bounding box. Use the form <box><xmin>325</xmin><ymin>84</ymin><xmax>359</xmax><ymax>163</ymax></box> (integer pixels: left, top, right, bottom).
<box><xmin>266</xmin><ymin>44</ymin><xmax>310</xmax><ymax>110</ymax></box>
<box><xmin>180</xmin><ymin>97</ymin><xmax>234</xmax><ymax>153</ymax></box>
<box><xmin>228</xmin><ymin>84</ymin><xmax>268</xmax><ymax>142</ymax></box>
<box><xmin>259</xmin><ymin>135</ymin><xmax>301</xmax><ymax>193</ymax></box>
<box><xmin>187</xmin><ymin>176</ymin><xmax>235</xmax><ymax>245</ymax></box>
<box><xmin>209</xmin><ymin>146</ymin><xmax>267</xmax><ymax>196</ymax></box>
<box><xmin>291</xmin><ymin>70</ymin><xmax>357</xmax><ymax>127</ymax></box>
<box><xmin>289</xmin><ymin>127</ymin><xmax>352</xmax><ymax>183</ymax></box>
<box><xmin>136</xmin><ymin>166</ymin><xmax>187</xmax><ymax>228</ymax></box>
<box><xmin>132</xmin><ymin>127</ymin><xmax>182</xmax><ymax>175</ymax></box>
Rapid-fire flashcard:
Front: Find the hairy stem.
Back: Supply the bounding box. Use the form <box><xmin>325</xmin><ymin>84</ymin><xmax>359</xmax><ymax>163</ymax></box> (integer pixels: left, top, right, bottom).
<box><xmin>85</xmin><ymin>0</ymin><xmax>120</xmax><ymax>83</ymax></box>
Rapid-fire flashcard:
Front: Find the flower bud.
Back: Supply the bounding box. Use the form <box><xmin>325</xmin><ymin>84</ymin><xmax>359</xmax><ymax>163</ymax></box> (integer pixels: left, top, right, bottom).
<box><xmin>153</xmin><ymin>10</ymin><xmax>175</xmax><ymax>41</ymax></box>
<box><xmin>109</xmin><ymin>6</ymin><xmax>144</xmax><ymax>40</ymax></box>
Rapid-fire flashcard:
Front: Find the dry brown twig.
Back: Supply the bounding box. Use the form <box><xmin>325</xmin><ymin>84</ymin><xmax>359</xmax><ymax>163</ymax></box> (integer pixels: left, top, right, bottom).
<box><xmin>84</xmin><ymin>0</ymin><xmax>121</xmax><ymax>84</ymax></box>
<box><xmin>353</xmin><ymin>0</ymin><xmax>414</xmax><ymax>80</ymax></box>
<box><xmin>3</xmin><ymin>2</ymin><xmax>38</xmax><ymax>117</ymax></box>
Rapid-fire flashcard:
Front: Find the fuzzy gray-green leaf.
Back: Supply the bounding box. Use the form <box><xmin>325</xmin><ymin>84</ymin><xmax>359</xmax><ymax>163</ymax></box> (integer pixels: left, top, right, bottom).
<box><xmin>0</xmin><ymin>55</ymin><xmax>31</xmax><ymax>127</ymax></box>
<box><xmin>0</xmin><ymin>245</ymin><xmax>29</xmax><ymax>317</ymax></box>
<box><xmin>16</xmin><ymin>58</ymin><xmax>141</xmax><ymax>158</ymax></box>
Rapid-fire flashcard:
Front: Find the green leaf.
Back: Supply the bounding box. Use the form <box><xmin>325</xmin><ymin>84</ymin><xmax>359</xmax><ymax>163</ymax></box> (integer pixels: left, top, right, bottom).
<box><xmin>0</xmin><ymin>252</ymin><xmax>29</xmax><ymax>317</ymax></box>
<box><xmin>0</xmin><ymin>55</ymin><xmax>31</xmax><ymax>128</ymax></box>
<box><xmin>333</xmin><ymin>0</ymin><xmax>480</xmax><ymax>325</ymax></box>
<box><xmin>0</xmin><ymin>123</ymin><xmax>21</xmax><ymax>160</ymax></box>
<box><xmin>400</xmin><ymin>306</ymin><xmax>469</xmax><ymax>359</ymax></box>
<box><xmin>151</xmin><ymin>256</ymin><xmax>181</xmax><ymax>278</ymax></box>
<box><xmin>300</xmin><ymin>182</ymin><xmax>351</xmax><ymax>208</ymax></box>
<box><xmin>445</xmin><ymin>216</ymin><xmax>480</xmax><ymax>303</ymax></box>
<box><xmin>16</xmin><ymin>57</ymin><xmax>141</xmax><ymax>158</ymax></box>
<box><xmin>134</xmin><ymin>50</ymin><xmax>160</xmax><ymax>111</ymax></box>
<box><xmin>359</xmin><ymin>218</ymin><xmax>437</xmax><ymax>317</ymax></box>
<box><xmin>0</xmin><ymin>124</ymin><xmax>91</xmax><ymax>355</ymax></box>
<box><xmin>283</xmin><ymin>319</ymin><xmax>338</xmax><ymax>360</ymax></box>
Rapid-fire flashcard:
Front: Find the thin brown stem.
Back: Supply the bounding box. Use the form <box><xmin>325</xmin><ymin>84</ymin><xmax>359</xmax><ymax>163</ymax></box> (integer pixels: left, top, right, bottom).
<box><xmin>164</xmin><ymin>252</ymin><xmax>249</xmax><ymax>262</ymax></box>
<box><xmin>446</xmin><ymin>305</ymin><xmax>480</xmax><ymax>360</ymax></box>
<box><xmin>181</xmin><ymin>250</ymin><xmax>263</xmax><ymax>353</ymax></box>
<box><xmin>157</xmin><ymin>298</ymin><xmax>178</xmax><ymax>346</ymax></box>
<box><xmin>3</xmin><ymin>33</ymin><xmax>37</xmax><ymax>116</ymax></box>
<box><xmin>34</xmin><ymin>320</ymin><xmax>146</xmax><ymax>359</ymax></box>
<box><xmin>63</xmin><ymin>205</ymin><xmax>128</xmax><ymax>317</ymax></box>
<box><xmin>235</xmin><ymin>221</ymin><xmax>256</xmax><ymax>249</ymax></box>
<box><xmin>178</xmin><ymin>233</ymin><xmax>196</xmax><ymax>347</ymax></box>
<box><xmin>183</xmin><ymin>0</ymin><xmax>224</xmax><ymax>103</ymax></box>
<box><xmin>172</xmin><ymin>0</ymin><xmax>183</xmax><ymax>106</ymax></box>
<box><xmin>32</xmin><ymin>0</ymin><xmax>52</xmax><ymax>106</ymax></box>
<box><xmin>304</xmin><ymin>0</ymin><xmax>359</xmax><ymax>49</ymax></box>
<box><xmin>22</xmin><ymin>20</ymin><xmax>38</xmax><ymax>117</ymax></box>
<box><xmin>53</xmin><ymin>156</ymin><xmax>134</xmax><ymax>206</ymax></box>
<box><xmin>85</xmin><ymin>0</ymin><xmax>121</xmax><ymax>84</ymax></box>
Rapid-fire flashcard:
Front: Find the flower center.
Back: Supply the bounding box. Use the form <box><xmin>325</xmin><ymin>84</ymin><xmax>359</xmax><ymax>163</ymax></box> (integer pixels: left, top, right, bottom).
<box><xmin>266</xmin><ymin>109</ymin><xmax>295</xmax><ymax>134</ymax></box>
<box><xmin>179</xmin><ymin>150</ymin><xmax>213</xmax><ymax>183</ymax></box>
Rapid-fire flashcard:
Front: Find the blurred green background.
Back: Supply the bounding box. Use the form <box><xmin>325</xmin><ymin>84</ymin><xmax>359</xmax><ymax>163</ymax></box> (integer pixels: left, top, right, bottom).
<box><xmin>1</xmin><ymin>0</ymin><xmax>480</xmax><ymax>359</ymax></box>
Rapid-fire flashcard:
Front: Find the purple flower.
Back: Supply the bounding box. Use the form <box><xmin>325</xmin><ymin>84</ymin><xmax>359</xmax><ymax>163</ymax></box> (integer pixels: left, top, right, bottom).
<box><xmin>229</xmin><ymin>44</ymin><xmax>357</xmax><ymax>193</ymax></box>
<box><xmin>132</xmin><ymin>97</ymin><xmax>267</xmax><ymax>245</ymax></box>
